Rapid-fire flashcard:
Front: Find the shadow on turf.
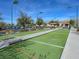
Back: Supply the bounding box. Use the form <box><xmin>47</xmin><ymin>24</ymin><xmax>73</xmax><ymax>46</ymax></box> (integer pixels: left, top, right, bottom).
<box><xmin>0</xmin><ymin>40</ymin><xmax>34</xmax><ymax>51</ymax></box>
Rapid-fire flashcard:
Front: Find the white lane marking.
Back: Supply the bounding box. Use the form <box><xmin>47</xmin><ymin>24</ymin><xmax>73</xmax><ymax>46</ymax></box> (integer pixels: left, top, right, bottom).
<box><xmin>30</xmin><ymin>40</ymin><xmax>64</xmax><ymax>49</ymax></box>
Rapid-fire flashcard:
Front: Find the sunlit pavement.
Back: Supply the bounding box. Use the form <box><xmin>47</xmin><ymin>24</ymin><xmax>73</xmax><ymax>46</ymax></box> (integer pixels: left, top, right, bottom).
<box><xmin>61</xmin><ymin>28</ymin><xmax>79</xmax><ymax>59</ymax></box>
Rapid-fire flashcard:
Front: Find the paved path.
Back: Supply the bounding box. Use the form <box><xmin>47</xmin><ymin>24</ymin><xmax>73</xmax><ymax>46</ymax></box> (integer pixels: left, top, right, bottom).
<box><xmin>61</xmin><ymin>28</ymin><xmax>79</xmax><ymax>59</ymax></box>
<box><xmin>0</xmin><ymin>28</ymin><xmax>59</xmax><ymax>49</ymax></box>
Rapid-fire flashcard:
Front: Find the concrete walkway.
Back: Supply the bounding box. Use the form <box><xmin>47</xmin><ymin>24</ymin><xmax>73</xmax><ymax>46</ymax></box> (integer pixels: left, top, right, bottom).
<box><xmin>61</xmin><ymin>28</ymin><xmax>79</xmax><ymax>59</ymax></box>
<box><xmin>0</xmin><ymin>28</ymin><xmax>59</xmax><ymax>49</ymax></box>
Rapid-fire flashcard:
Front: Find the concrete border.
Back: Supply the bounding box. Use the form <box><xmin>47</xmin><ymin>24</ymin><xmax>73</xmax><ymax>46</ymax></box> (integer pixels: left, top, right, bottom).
<box><xmin>0</xmin><ymin>28</ymin><xmax>60</xmax><ymax>49</ymax></box>
<box><xmin>60</xmin><ymin>28</ymin><xmax>79</xmax><ymax>59</ymax></box>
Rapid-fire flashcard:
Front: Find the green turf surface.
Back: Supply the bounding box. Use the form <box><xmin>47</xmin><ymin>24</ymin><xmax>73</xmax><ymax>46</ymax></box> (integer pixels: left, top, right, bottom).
<box><xmin>0</xmin><ymin>29</ymin><xmax>69</xmax><ymax>59</ymax></box>
<box><xmin>0</xmin><ymin>29</ymin><xmax>46</xmax><ymax>41</ymax></box>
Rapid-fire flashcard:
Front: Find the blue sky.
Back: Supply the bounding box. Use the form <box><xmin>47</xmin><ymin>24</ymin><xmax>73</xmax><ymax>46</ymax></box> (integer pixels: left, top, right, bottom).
<box><xmin>0</xmin><ymin>0</ymin><xmax>79</xmax><ymax>24</ymax></box>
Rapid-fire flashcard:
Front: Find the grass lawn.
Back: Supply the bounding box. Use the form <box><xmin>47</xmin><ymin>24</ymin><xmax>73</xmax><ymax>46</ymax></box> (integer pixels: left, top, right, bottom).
<box><xmin>0</xmin><ymin>29</ymin><xmax>46</xmax><ymax>41</ymax></box>
<box><xmin>0</xmin><ymin>29</ymin><xmax>69</xmax><ymax>59</ymax></box>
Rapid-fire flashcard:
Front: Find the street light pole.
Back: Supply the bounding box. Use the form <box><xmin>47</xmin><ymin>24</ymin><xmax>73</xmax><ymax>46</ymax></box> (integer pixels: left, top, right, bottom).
<box><xmin>11</xmin><ymin>3</ymin><xmax>13</xmax><ymax>27</ymax></box>
<box><xmin>11</xmin><ymin>0</ymin><xmax>18</xmax><ymax>29</ymax></box>
<box><xmin>67</xmin><ymin>6</ymin><xmax>79</xmax><ymax>28</ymax></box>
<box><xmin>76</xmin><ymin>6</ymin><xmax>78</xmax><ymax>27</ymax></box>
<box><xmin>37</xmin><ymin>12</ymin><xmax>43</xmax><ymax>18</ymax></box>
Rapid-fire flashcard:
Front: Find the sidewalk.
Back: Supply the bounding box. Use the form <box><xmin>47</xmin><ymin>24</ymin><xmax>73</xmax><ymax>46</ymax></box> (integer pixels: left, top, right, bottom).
<box><xmin>61</xmin><ymin>28</ymin><xmax>79</xmax><ymax>59</ymax></box>
<box><xmin>0</xmin><ymin>28</ymin><xmax>59</xmax><ymax>49</ymax></box>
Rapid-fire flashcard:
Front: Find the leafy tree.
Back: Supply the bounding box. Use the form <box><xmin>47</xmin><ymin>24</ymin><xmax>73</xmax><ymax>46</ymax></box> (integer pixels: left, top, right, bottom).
<box><xmin>69</xmin><ymin>19</ymin><xmax>75</xmax><ymax>26</ymax></box>
<box><xmin>54</xmin><ymin>20</ymin><xmax>59</xmax><ymax>26</ymax></box>
<box><xmin>0</xmin><ymin>13</ymin><xmax>5</xmax><ymax>30</ymax></box>
<box><xmin>48</xmin><ymin>20</ymin><xmax>59</xmax><ymax>28</ymax></box>
<box><xmin>36</xmin><ymin>18</ymin><xmax>44</xmax><ymax>26</ymax></box>
<box><xmin>48</xmin><ymin>20</ymin><xmax>54</xmax><ymax>24</ymax></box>
<box><xmin>0</xmin><ymin>13</ymin><xmax>3</xmax><ymax>21</ymax></box>
<box><xmin>36</xmin><ymin>18</ymin><xmax>44</xmax><ymax>29</ymax></box>
<box><xmin>17</xmin><ymin>11</ymin><xmax>33</xmax><ymax>29</ymax></box>
<box><xmin>6</xmin><ymin>24</ymin><xmax>13</xmax><ymax>29</ymax></box>
<box><xmin>13</xmin><ymin>0</ymin><xmax>18</xmax><ymax>4</ymax></box>
<box><xmin>54</xmin><ymin>20</ymin><xmax>59</xmax><ymax>23</ymax></box>
<box><xmin>48</xmin><ymin>20</ymin><xmax>59</xmax><ymax>24</ymax></box>
<box><xmin>0</xmin><ymin>22</ymin><xmax>6</xmax><ymax>30</ymax></box>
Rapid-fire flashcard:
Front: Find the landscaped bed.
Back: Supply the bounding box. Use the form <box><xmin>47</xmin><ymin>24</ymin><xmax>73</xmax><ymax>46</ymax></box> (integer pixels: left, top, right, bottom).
<box><xmin>0</xmin><ymin>29</ymin><xmax>69</xmax><ymax>59</ymax></box>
